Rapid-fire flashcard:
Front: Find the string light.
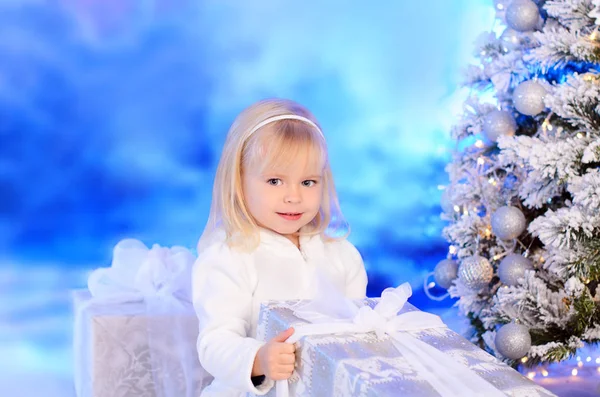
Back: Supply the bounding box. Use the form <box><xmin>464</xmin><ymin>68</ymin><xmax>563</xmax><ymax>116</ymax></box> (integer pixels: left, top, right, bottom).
<box><xmin>521</xmin><ymin>357</ymin><xmax>528</xmax><ymax>363</ymax></box>
<box><xmin>477</xmin><ymin>157</ymin><xmax>485</xmax><ymax>165</ymax></box>
<box><xmin>577</xmin><ymin>133</ymin><xmax>584</xmax><ymax>139</ymax></box>
<box><xmin>541</xmin><ymin>119</ymin><xmax>551</xmax><ymax>132</ymax></box>
<box><xmin>597</xmin><ymin>367</ymin><xmax>600</xmax><ymax>373</ymax></box>
<box><xmin>428</xmin><ymin>282</ymin><xmax>436</xmax><ymax>288</ymax></box>
<box><xmin>475</xmin><ymin>140</ymin><xmax>485</xmax><ymax>148</ymax></box>
<box><xmin>595</xmin><ymin>357</ymin><xmax>600</xmax><ymax>364</ymax></box>
<box><xmin>449</xmin><ymin>246</ymin><xmax>457</xmax><ymax>255</ymax></box>
<box><xmin>541</xmin><ymin>370</ymin><xmax>549</xmax><ymax>377</ymax></box>
<box><xmin>454</xmin><ymin>205</ymin><xmax>461</xmax><ymax>213</ymax></box>
<box><xmin>527</xmin><ymin>372</ymin><xmax>536</xmax><ymax>379</ymax></box>
<box><xmin>572</xmin><ymin>369</ymin><xmax>578</xmax><ymax>376</ymax></box>
<box><xmin>577</xmin><ymin>356</ymin><xmax>581</xmax><ymax>361</ymax></box>
<box><xmin>577</xmin><ymin>361</ymin><xmax>584</xmax><ymax>368</ymax></box>
<box><xmin>587</xmin><ymin>356</ymin><xmax>592</xmax><ymax>362</ymax></box>
<box><xmin>583</xmin><ymin>73</ymin><xmax>597</xmax><ymax>82</ymax></box>
<box><xmin>591</xmin><ymin>29</ymin><xmax>599</xmax><ymax>41</ymax></box>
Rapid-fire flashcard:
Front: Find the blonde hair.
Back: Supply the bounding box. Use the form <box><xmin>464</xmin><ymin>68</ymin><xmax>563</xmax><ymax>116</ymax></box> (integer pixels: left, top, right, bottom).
<box><xmin>198</xmin><ymin>98</ymin><xmax>349</xmax><ymax>252</ymax></box>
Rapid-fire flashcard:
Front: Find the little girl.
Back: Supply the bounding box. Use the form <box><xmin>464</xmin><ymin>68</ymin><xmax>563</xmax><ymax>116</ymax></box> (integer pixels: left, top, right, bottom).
<box><xmin>192</xmin><ymin>98</ymin><xmax>368</xmax><ymax>396</ymax></box>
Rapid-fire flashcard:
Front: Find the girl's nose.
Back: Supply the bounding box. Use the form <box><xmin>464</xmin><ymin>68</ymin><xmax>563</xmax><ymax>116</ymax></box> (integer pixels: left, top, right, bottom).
<box><xmin>284</xmin><ymin>186</ymin><xmax>301</xmax><ymax>203</ymax></box>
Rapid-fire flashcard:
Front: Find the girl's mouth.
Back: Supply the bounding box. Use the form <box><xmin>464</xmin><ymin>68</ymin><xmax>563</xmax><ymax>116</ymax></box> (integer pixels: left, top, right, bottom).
<box><xmin>277</xmin><ymin>212</ymin><xmax>302</xmax><ymax>221</ymax></box>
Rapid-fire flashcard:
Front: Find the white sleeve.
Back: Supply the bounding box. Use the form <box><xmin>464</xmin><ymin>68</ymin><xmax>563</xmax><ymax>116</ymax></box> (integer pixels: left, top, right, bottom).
<box><xmin>192</xmin><ymin>243</ymin><xmax>275</xmax><ymax>394</ymax></box>
<box><xmin>339</xmin><ymin>239</ymin><xmax>368</xmax><ymax>299</ymax></box>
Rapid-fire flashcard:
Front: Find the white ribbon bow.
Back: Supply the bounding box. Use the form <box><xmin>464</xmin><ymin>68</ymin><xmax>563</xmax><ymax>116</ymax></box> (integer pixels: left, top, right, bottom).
<box><xmin>275</xmin><ymin>282</ymin><xmax>506</xmax><ymax>397</ymax></box>
<box><xmin>87</xmin><ymin>238</ymin><xmax>195</xmax><ymax>304</ymax></box>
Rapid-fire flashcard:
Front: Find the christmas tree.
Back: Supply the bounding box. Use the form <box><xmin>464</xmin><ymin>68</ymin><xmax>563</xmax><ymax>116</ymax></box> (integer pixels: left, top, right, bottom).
<box><xmin>433</xmin><ymin>0</ymin><xmax>600</xmax><ymax>365</ymax></box>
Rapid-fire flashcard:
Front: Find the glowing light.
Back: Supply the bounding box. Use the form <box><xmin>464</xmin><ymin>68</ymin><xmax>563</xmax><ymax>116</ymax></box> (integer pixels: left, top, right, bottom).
<box><xmin>595</xmin><ymin>357</ymin><xmax>600</xmax><ymax>364</ymax></box>
<box><xmin>541</xmin><ymin>370</ymin><xmax>548</xmax><ymax>377</ymax></box>
<box><xmin>577</xmin><ymin>356</ymin><xmax>581</xmax><ymax>361</ymax></box>
<box><xmin>428</xmin><ymin>282</ymin><xmax>436</xmax><ymax>288</ymax></box>
<box><xmin>521</xmin><ymin>357</ymin><xmax>528</xmax><ymax>363</ymax></box>
<box><xmin>454</xmin><ymin>205</ymin><xmax>460</xmax><ymax>212</ymax></box>
<box><xmin>572</xmin><ymin>368</ymin><xmax>578</xmax><ymax>376</ymax></box>
<box><xmin>577</xmin><ymin>133</ymin><xmax>584</xmax><ymax>139</ymax></box>
<box><xmin>578</xmin><ymin>361</ymin><xmax>583</xmax><ymax>368</ymax></box>
<box><xmin>587</xmin><ymin>357</ymin><xmax>592</xmax><ymax>362</ymax></box>
<box><xmin>449</xmin><ymin>246</ymin><xmax>457</xmax><ymax>254</ymax></box>
<box><xmin>527</xmin><ymin>372</ymin><xmax>535</xmax><ymax>379</ymax></box>
<box><xmin>475</xmin><ymin>140</ymin><xmax>485</xmax><ymax>148</ymax></box>
<box><xmin>477</xmin><ymin>157</ymin><xmax>485</xmax><ymax>165</ymax></box>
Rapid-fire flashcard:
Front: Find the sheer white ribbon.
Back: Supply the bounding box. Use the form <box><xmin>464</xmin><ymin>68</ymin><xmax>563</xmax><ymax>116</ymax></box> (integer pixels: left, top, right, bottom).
<box><xmin>275</xmin><ymin>280</ymin><xmax>506</xmax><ymax>397</ymax></box>
<box><xmin>74</xmin><ymin>239</ymin><xmax>211</xmax><ymax>397</ymax></box>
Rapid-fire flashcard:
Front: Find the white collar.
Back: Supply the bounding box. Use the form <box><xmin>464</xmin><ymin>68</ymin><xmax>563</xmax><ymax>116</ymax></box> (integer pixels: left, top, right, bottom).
<box><xmin>258</xmin><ymin>227</ymin><xmax>321</xmax><ymax>252</ymax></box>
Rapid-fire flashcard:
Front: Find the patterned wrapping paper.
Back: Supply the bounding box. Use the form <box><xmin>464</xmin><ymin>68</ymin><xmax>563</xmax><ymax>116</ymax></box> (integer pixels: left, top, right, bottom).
<box><xmin>255</xmin><ymin>298</ymin><xmax>556</xmax><ymax>397</ymax></box>
<box><xmin>72</xmin><ymin>290</ymin><xmax>211</xmax><ymax>397</ymax></box>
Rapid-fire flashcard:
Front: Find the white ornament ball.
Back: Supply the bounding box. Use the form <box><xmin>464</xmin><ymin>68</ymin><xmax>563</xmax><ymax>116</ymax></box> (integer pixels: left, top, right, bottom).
<box><xmin>491</xmin><ymin>206</ymin><xmax>527</xmax><ymax>240</ymax></box>
<box><xmin>458</xmin><ymin>255</ymin><xmax>494</xmax><ymax>290</ymax></box>
<box><xmin>498</xmin><ymin>253</ymin><xmax>533</xmax><ymax>286</ymax></box>
<box><xmin>505</xmin><ymin>0</ymin><xmax>540</xmax><ymax>32</ymax></box>
<box><xmin>513</xmin><ymin>80</ymin><xmax>547</xmax><ymax>116</ymax></box>
<box><xmin>500</xmin><ymin>28</ymin><xmax>521</xmax><ymax>51</ymax></box>
<box><xmin>495</xmin><ymin>322</ymin><xmax>531</xmax><ymax>359</ymax></box>
<box><xmin>483</xmin><ymin>110</ymin><xmax>517</xmax><ymax>142</ymax></box>
<box><xmin>434</xmin><ymin>259</ymin><xmax>459</xmax><ymax>289</ymax></box>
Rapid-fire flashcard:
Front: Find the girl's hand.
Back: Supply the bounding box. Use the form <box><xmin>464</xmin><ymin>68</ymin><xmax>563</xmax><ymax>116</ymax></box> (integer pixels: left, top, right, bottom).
<box><xmin>252</xmin><ymin>327</ymin><xmax>296</xmax><ymax>380</ymax></box>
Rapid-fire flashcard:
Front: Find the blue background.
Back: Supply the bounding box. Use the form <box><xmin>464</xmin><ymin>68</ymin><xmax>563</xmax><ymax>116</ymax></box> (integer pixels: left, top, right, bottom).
<box><xmin>0</xmin><ymin>1</ymin><xmax>493</xmax><ymax>395</ymax></box>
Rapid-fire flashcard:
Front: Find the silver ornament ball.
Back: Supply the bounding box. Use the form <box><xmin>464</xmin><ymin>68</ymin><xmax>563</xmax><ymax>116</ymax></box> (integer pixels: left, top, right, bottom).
<box><xmin>498</xmin><ymin>253</ymin><xmax>533</xmax><ymax>286</ymax></box>
<box><xmin>495</xmin><ymin>322</ymin><xmax>531</xmax><ymax>359</ymax></box>
<box><xmin>513</xmin><ymin>80</ymin><xmax>547</xmax><ymax>116</ymax></box>
<box><xmin>483</xmin><ymin>110</ymin><xmax>517</xmax><ymax>142</ymax></box>
<box><xmin>434</xmin><ymin>259</ymin><xmax>459</xmax><ymax>289</ymax></box>
<box><xmin>500</xmin><ymin>28</ymin><xmax>521</xmax><ymax>51</ymax></box>
<box><xmin>458</xmin><ymin>255</ymin><xmax>494</xmax><ymax>290</ymax></box>
<box><xmin>505</xmin><ymin>0</ymin><xmax>540</xmax><ymax>32</ymax></box>
<box><xmin>492</xmin><ymin>206</ymin><xmax>527</xmax><ymax>240</ymax></box>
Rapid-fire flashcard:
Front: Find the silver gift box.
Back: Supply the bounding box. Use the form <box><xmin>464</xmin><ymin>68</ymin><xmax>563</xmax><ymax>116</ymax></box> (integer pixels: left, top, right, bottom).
<box><xmin>255</xmin><ymin>298</ymin><xmax>556</xmax><ymax>397</ymax></box>
<box><xmin>72</xmin><ymin>290</ymin><xmax>211</xmax><ymax>397</ymax></box>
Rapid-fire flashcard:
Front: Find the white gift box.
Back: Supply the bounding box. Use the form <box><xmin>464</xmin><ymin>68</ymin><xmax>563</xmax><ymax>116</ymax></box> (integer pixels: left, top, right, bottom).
<box><xmin>255</xmin><ymin>277</ymin><xmax>557</xmax><ymax>397</ymax></box>
<box><xmin>72</xmin><ymin>239</ymin><xmax>212</xmax><ymax>397</ymax></box>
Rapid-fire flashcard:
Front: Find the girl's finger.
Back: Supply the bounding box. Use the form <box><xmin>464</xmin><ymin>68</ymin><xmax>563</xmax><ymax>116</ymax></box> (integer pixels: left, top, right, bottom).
<box><xmin>279</xmin><ymin>353</ymin><xmax>296</xmax><ymax>365</ymax></box>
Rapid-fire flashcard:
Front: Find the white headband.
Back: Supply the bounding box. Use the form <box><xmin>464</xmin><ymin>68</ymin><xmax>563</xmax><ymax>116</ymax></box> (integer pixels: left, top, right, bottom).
<box><xmin>247</xmin><ymin>114</ymin><xmax>323</xmax><ymax>138</ymax></box>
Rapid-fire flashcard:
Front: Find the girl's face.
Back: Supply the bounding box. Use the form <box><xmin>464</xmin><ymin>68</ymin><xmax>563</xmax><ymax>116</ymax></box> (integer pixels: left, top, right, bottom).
<box><xmin>242</xmin><ymin>152</ymin><xmax>323</xmax><ymax>246</ymax></box>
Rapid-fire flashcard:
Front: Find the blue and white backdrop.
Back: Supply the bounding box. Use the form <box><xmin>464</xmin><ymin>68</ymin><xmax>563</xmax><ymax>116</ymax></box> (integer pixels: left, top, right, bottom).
<box><xmin>0</xmin><ymin>1</ymin><xmax>493</xmax><ymax>395</ymax></box>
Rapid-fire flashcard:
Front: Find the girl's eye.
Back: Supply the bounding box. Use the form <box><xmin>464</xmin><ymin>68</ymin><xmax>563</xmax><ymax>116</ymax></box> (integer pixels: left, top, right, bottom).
<box><xmin>267</xmin><ymin>178</ymin><xmax>282</xmax><ymax>186</ymax></box>
<box><xmin>302</xmin><ymin>180</ymin><xmax>317</xmax><ymax>187</ymax></box>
